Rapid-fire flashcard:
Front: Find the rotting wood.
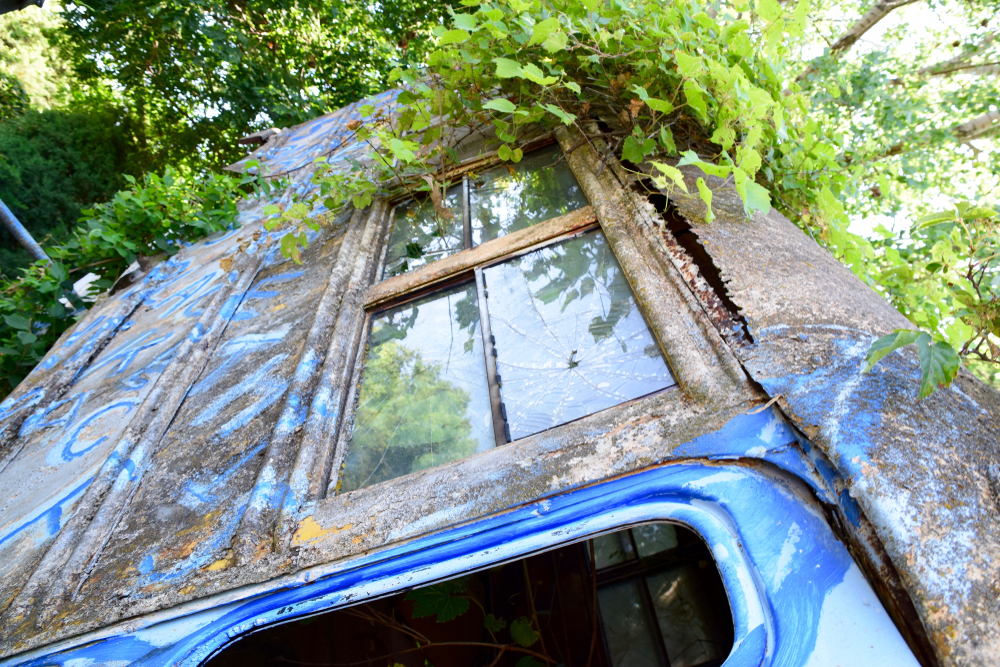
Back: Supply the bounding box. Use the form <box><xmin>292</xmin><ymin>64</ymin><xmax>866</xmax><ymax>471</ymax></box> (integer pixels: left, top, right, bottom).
<box><xmin>364</xmin><ymin>205</ymin><xmax>598</xmax><ymax>310</ymax></box>
<box><xmin>553</xmin><ymin>125</ymin><xmax>749</xmax><ymax>406</ymax></box>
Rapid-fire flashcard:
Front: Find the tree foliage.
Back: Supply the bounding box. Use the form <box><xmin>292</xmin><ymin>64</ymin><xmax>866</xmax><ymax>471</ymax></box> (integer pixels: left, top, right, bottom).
<box><xmin>58</xmin><ymin>0</ymin><xmax>455</xmax><ymax>170</ymax></box>
<box><xmin>0</xmin><ymin>165</ymin><xmax>274</xmax><ymax>398</ymax></box>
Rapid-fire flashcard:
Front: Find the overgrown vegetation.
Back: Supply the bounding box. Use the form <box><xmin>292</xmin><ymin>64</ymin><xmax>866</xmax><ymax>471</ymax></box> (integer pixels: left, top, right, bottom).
<box><xmin>0</xmin><ymin>0</ymin><xmax>997</xmax><ymax>399</ymax></box>
<box><xmin>259</xmin><ymin>0</ymin><xmax>998</xmax><ymax>396</ymax></box>
<box><xmin>0</xmin><ymin>166</ymin><xmax>274</xmax><ymax>398</ymax></box>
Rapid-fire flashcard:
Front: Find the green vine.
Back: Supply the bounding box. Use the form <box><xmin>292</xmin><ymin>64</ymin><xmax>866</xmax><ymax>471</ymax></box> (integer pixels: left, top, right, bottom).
<box><xmin>263</xmin><ymin>0</ymin><xmax>995</xmax><ymax>397</ymax></box>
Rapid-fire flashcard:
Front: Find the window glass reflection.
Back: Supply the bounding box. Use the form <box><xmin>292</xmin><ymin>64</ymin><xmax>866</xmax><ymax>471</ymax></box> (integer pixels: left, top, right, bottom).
<box><xmin>471</xmin><ymin>143</ymin><xmax>588</xmax><ymax>243</ymax></box>
<box><xmin>383</xmin><ymin>185</ymin><xmax>463</xmax><ymax>278</ymax></box>
<box><xmin>485</xmin><ymin>230</ymin><xmax>675</xmax><ymax>440</ymax></box>
<box><xmin>341</xmin><ymin>282</ymin><xmax>493</xmax><ymax>491</ymax></box>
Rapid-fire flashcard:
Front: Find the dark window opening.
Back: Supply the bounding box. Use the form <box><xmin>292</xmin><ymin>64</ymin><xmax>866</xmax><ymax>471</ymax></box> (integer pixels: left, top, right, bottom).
<box><xmin>204</xmin><ymin>523</ymin><xmax>734</xmax><ymax>667</ymax></box>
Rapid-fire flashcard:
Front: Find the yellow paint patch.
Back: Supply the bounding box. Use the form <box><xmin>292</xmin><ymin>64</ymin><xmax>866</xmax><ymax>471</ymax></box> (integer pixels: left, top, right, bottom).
<box><xmin>292</xmin><ymin>516</ymin><xmax>353</xmax><ymax>545</ymax></box>
<box><xmin>207</xmin><ymin>558</ymin><xmax>232</xmax><ymax>571</ymax></box>
<box><xmin>270</xmin><ymin>303</ymin><xmax>287</xmax><ymax>312</ymax></box>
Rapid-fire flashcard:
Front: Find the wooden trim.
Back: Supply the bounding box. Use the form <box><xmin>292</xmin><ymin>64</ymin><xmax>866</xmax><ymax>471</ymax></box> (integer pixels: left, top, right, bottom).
<box><xmin>365</xmin><ymin>205</ymin><xmax>598</xmax><ymax>310</ymax></box>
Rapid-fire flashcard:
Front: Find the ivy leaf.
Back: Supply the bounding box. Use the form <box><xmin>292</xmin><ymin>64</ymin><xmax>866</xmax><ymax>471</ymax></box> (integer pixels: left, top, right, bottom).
<box><xmin>406</xmin><ymin>578</ymin><xmax>471</xmax><ymax>623</ymax></box>
<box><xmin>682</xmin><ymin>81</ymin><xmax>709</xmax><ymax>122</ymax></box>
<box><xmin>743</xmin><ymin>180</ymin><xmax>771</xmax><ymax>216</ymax></box>
<box><xmin>484</xmin><ymin>613</ymin><xmax>507</xmax><ymax>632</ymax></box>
<box><xmin>520</xmin><ymin>63</ymin><xmax>558</xmax><ymax>86</ymax></box>
<box><xmin>510</xmin><ymin>617</ymin><xmax>540</xmax><ymax>647</ymax></box>
<box><xmin>483</xmin><ymin>98</ymin><xmax>517</xmax><ymax>113</ymax></box>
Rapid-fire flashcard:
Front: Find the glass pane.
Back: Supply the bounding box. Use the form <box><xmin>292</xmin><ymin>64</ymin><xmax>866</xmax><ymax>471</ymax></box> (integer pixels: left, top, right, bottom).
<box><xmin>484</xmin><ymin>230</ymin><xmax>675</xmax><ymax>440</ymax></box>
<box><xmin>633</xmin><ymin>524</ymin><xmax>678</xmax><ymax>558</ymax></box>
<box><xmin>471</xmin><ymin>143</ymin><xmax>588</xmax><ymax>243</ymax></box>
<box><xmin>592</xmin><ymin>530</ymin><xmax>637</xmax><ymax>569</ymax></box>
<box><xmin>598</xmin><ymin>578</ymin><xmax>667</xmax><ymax>667</ymax></box>
<box><xmin>341</xmin><ymin>282</ymin><xmax>493</xmax><ymax>492</ymax></box>
<box><xmin>383</xmin><ymin>185</ymin><xmax>463</xmax><ymax>278</ymax></box>
<box><xmin>647</xmin><ymin>566</ymin><xmax>730</xmax><ymax>667</ymax></box>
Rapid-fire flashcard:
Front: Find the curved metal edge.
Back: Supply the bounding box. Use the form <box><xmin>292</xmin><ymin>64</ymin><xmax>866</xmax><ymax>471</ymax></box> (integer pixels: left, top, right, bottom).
<box><xmin>4</xmin><ymin>461</ymin><xmax>918</xmax><ymax>667</ymax></box>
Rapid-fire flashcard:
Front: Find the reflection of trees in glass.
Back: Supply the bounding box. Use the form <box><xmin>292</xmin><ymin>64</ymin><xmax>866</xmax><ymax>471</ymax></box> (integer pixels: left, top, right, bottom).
<box><xmin>522</xmin><ymin>233</ymin><xmax>652</xmax><ymax>354</ymax></box>
<box><xmin>471</xmin><ymin>144</ymin><xmax>588</xmax><ymax>243</ymax></box>
<box><xmin>342</xmin><ymin>340</ymin><xmax>478</xmax><ymax>492</ymax></box>
<box><xmin>486</xmin><ymin>231</ymin><xmax>674</xmax><ymax>440</ymax></box>
<box><xmin>383</xmin><ymin>185</ymin><xmax>463</xmax><ymax>278</ymax></box>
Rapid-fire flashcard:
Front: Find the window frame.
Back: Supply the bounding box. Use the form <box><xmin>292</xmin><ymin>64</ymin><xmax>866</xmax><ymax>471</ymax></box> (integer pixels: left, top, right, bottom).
<box><xmin>341</xmin><ymin>136</ymin><xmax>676</xmax><ymax>483</ymax></box>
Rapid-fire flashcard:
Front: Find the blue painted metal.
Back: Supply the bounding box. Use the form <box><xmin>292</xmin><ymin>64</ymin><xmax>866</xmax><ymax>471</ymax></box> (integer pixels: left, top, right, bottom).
<box><xmin>1</xmin><ymin>460</ymin><xmax>918</xmax><ymax>667</ymax></box>
<box><xmin>0</xmin><ymin>197</ymin><xmax>48</xmax><ymax>263</ymax></box>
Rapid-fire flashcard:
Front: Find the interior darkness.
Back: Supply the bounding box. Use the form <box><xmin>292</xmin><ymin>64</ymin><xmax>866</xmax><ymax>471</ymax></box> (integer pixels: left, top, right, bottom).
<box><xmin>205</xmin><ymin>523</ymin><xmax>734</xmax><ymax>667</ymax></box>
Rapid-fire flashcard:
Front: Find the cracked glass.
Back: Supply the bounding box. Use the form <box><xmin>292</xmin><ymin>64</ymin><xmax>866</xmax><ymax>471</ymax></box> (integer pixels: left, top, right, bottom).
<box><xmin>484</xmin><ymin>230</ymin><xmax>675</xmax><ymax>440</ymax></box>
<box><xmin>383</xmin><ymin>184</ymin><xmax>463</xmax><ymax>278</ymax></box>
<box><xmin>471</xmin><ymin>143</ymin><xmax>588</xmax><ymax>244</ymax></box>
<box><xmin>341</xmin><ymin>281</ymin><xmax>494</xmax><ymax>492</ymax></box>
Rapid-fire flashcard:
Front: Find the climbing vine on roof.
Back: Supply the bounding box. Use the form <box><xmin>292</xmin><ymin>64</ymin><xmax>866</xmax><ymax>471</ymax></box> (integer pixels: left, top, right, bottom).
<box><xmin>259</xmin><ymin>0</ymin><xmax>997</xmax><ymax>396</ymax></box>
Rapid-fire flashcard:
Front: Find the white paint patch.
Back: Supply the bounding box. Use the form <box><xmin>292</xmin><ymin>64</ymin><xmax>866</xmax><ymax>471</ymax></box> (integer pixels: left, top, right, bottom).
<box><xmin>802</xmin><ymin>564</ymin><xmax>920</xmax><ymax>667</ymax></box>
<box><xmin>758</xmin><ymin>412</ymin><xmax>782</xmax><ymax>445</ymax></box>
<box><xmin>744</xmin><ymin>446</ymin><xmax>767</xmax><ymax>458</ymax></box>
<box><xmin>684</xmin><ymin>471</ymin><xmax>745</xmax><ymax>490</ymax></box>
<box><xmin>772</xmin><ymin>522</ymin><xmax>802</xmax><ymax>590</ymax></box>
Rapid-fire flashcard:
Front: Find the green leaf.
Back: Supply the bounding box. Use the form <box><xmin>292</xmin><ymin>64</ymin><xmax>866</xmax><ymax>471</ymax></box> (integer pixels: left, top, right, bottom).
<box><xmin>542</xmin><ymin>30</ymin><xmax>568</xmax><ymax>53</ymax></box>
<box><xmin>565</xmin><ymin>81</ymin><xmax>581</xmax><ymax>94</ymax></box>
<box><xmin>439</xmin><ymin>29</ymin><xmax>470</xmax><ymax>45</ymax></box>
<box><xmin>581</xmin><ymin>0</ymin><xmax>600</xmax><ymax>11</ymax></box>
<box><xmin>510</xmin><ymin>617</ymin><xmax>540</xmax><ymax>647</ymax></box>
<box><xmin>484</xmin><ymin>613</ymin><xmax>507</xmax><ymax>632</ymax></box>
<box><xmin>542</xmin><ymin>103</ymin><xmax>575</xmax><ymax>125</ymax></box>
<box><xmin>696</xmin><ymin>177</ymin><xmax>714</xmax><ymax>223</ymax></box>
<box><xmin>515</xmin><ymin>658</ymin><xmax>545</xmax><ymax>667</ymax></box>
<box><xmin>406</xmin><ymin>578</ymin><xmax>471</xmax><ymax>623</ymax></box>
<box><xmin>494</xmin><ymin>57</ymin><xmax>523</xmax><ymax>78</ymax></box>
<box><xmin>862</xmin><ymin>329</ymin><xmax>922</xmax><ymax>373</ymax></box>
<box><xmin>483</xmin><ymin>98</ymin><xmax>517</xmax><ymax>113</ymax></box>
<box><xmin>3</xmin><ymin>314</ymin><xmax>30</xmax><ymax>330</ymax></box>
<box><xmin>621</xmin><ymin>135</ymin><xmax>656</xmax><ymax>163</ymax></box>
<box><xmin>645</xmin><ymin>98</ymin><xmax>674</xmax><ymax>114</ymax></box>
<box><xmin>677</xmin><ymin>151</ymin><xmax>731</xmax><ymax>178</ymax></box>
<box><xmin>743</xmin><ymin>180</ymin><xmax>771</xmax><ymax>216</ymax></box>
<box><xmin>916</xmin><ymin>337</ymin><xmax>960</xmax><ymax>399</ymax></box>
<box><xmin>520</xmin><ymin>63</ymin><xmax>558</xmax><ymax>86</ymax></box>
<box><xmin>650</xmin><ymin>162</ymin><xmax>689</xmax><ymax>192</ymax></box>
<box><xmin>453</xmin><ymin>14</ymin><xmax>478</xmax><ymax>31</ymax></box>
<box><xmin>16</xmin><ymin>331</ymin><xmax>37</xmax><ymax>345</ymax></box>
<box><xmin>961</xmin><ymin>206</ymin><xmax>998</xmax><ymax>220</ymax></box>
<box><xmin>914</xmin><ymin>210</ymin><xmax>956</xmax><ymax>228</ymax></box>
<box><xmin>528</xmin><ymin>17</ymin><xmax>560</xmax><ymax>46</ymax></box>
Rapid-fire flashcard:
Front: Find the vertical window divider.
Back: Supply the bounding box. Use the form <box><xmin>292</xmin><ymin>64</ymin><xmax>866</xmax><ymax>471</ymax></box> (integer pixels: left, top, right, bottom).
<box><xmin>475</xmin><ymin>266</ymin><xmax>509</xmax><ymax>447</ymax></box>
<box><xmin>462</xmin><ymin>175</ymin><xmax>472</xmax><ymax>250</ymax></box>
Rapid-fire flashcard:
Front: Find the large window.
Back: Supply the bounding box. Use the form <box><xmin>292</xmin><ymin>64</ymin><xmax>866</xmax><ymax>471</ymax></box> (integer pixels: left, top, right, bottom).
<box><xmin>205</xmin><ymin>523</ymin><xmax>734</xmax><ymax>667</ymax></box>
<box><xmin>340</xmin><ymin>144</ymin><xmax>676</xmax><ymax>492</ymax></box>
